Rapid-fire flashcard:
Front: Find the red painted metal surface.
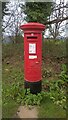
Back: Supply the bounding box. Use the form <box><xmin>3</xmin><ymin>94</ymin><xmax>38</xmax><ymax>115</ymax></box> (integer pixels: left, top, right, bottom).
<box><xmin>20</xmin><ymin>22</ymin><xmax>45</xmax><ymax>82</ymax></box>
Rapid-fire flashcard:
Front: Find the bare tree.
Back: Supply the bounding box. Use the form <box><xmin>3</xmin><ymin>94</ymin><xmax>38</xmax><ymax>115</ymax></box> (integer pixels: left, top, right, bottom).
<box><xmin>2</xmin><ymin>1</ymin><xmax>25</xmax><ymax>43</ymax></box>
<box><xmin>46</xmin><ymin>0</ymin><xmax>68</xmax><ymax>39</ymax></box>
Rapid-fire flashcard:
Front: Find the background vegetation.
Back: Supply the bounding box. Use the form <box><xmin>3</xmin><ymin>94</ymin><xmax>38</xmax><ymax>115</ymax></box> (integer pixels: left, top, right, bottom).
<box><xmin>2</xmin><ymin>38</ymin><xmax>67</xmax><ymax>118</ymax></box>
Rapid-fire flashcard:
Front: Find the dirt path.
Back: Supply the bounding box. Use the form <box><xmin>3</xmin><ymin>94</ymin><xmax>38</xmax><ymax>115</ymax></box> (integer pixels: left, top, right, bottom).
<box><xmin>15</xmin><ymin>106</ymin><xmax>38</xmax><ymax>118</ymax></box>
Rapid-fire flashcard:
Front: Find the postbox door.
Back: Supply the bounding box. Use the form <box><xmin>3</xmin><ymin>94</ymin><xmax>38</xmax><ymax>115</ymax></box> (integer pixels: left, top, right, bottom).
<box><xmin>24</xmin><ymin>33</ymin><xmax>42</xmax><ymax>82</ymax></box>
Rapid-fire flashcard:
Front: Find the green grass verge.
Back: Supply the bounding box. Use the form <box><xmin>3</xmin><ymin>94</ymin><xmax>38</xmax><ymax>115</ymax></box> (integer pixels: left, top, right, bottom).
<box><xmin>2</xmin><ymin>98</ymin><xmax>19</xmax><ymax>118</ymax></box>
<box><xmin>2</xmin><ymin>64</ymin><xmax>24</xmax><ymax>118</ymax></box>
<box><xmin>38</xmin><ymin>97</ymin><xmax>66</xmax><ymax>118</ymax></box>
<box><xmin>2</xmin><ymin>40</ymin><xmax>66</xmax><ymax>118</ymax></box>
<box><xmin>42</xmin><ymin>39</ymin><xmax>66</xmax><ymax>58</ymax></box>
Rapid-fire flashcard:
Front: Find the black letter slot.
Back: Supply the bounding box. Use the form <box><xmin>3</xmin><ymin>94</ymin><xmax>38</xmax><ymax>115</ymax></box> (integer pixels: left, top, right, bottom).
<box><xmin>27</xmin><ymin>36</ymin><xmax>37</xmax><ymax>39</ymax></box>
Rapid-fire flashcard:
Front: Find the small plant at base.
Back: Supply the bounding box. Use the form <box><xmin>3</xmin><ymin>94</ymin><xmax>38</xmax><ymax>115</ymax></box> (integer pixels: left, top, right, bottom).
<box><xmin>21</xmin><ymin>89</ymin><xmax>48</xmax><ymax>106</ymax></box>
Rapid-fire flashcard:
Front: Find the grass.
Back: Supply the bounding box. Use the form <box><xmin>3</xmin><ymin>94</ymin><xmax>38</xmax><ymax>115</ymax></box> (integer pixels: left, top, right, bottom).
<box><xmin>38</xmin><ymin>97</ymin><xmax>66</xmax><ymax>118</ymax></box>
<box><xmin>2</xmin><ymin>64</ymin><xmax>24</xmax><ymax>118</ymax></box>
<box><xmin>2</xmin><ymin>39</ymin><xmax>67</xmax><ymax>118</ymax></box>
<box><xmin>2</xmin><ymin>42</ymin><xmax>24</xmax><ymax>118</ymax></box>
<box><xmin>42</xmin><ymin>39</ymin><xmax>66</xmax><ymax>58</ymax></box>
<box><xmin>2</xmin><ymin>98</ymin><xmax>19</xmax><ymax>118</ymax></box>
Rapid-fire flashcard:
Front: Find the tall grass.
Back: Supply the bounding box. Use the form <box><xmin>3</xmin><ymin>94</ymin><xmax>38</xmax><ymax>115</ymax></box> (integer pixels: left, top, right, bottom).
<box><xmin>42</xmin><ymin>39</ymin><xmax>66</xmax><ymax>58</ymax></box>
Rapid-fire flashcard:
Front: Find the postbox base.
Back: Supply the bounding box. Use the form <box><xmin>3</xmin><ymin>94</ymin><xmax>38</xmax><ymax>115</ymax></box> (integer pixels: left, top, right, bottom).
<box><xmin>24</xmin><ymin>80</ymin><xmax>42</xmax><ymax>94</ymax></box>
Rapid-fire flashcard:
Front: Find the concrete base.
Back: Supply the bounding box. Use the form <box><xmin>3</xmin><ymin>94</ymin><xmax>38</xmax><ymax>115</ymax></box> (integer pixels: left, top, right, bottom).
<box><xmin>16</xmin><ymin>106</ymin><xmax>38</xmax><ymax>118</ymax></box>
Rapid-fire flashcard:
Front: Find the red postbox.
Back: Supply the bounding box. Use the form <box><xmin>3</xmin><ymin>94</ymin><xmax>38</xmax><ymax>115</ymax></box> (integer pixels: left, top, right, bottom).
<box><xmin>20</xmin><ymin>22</ymin><xmax>45</xmax><ymax>94</ymax></box>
